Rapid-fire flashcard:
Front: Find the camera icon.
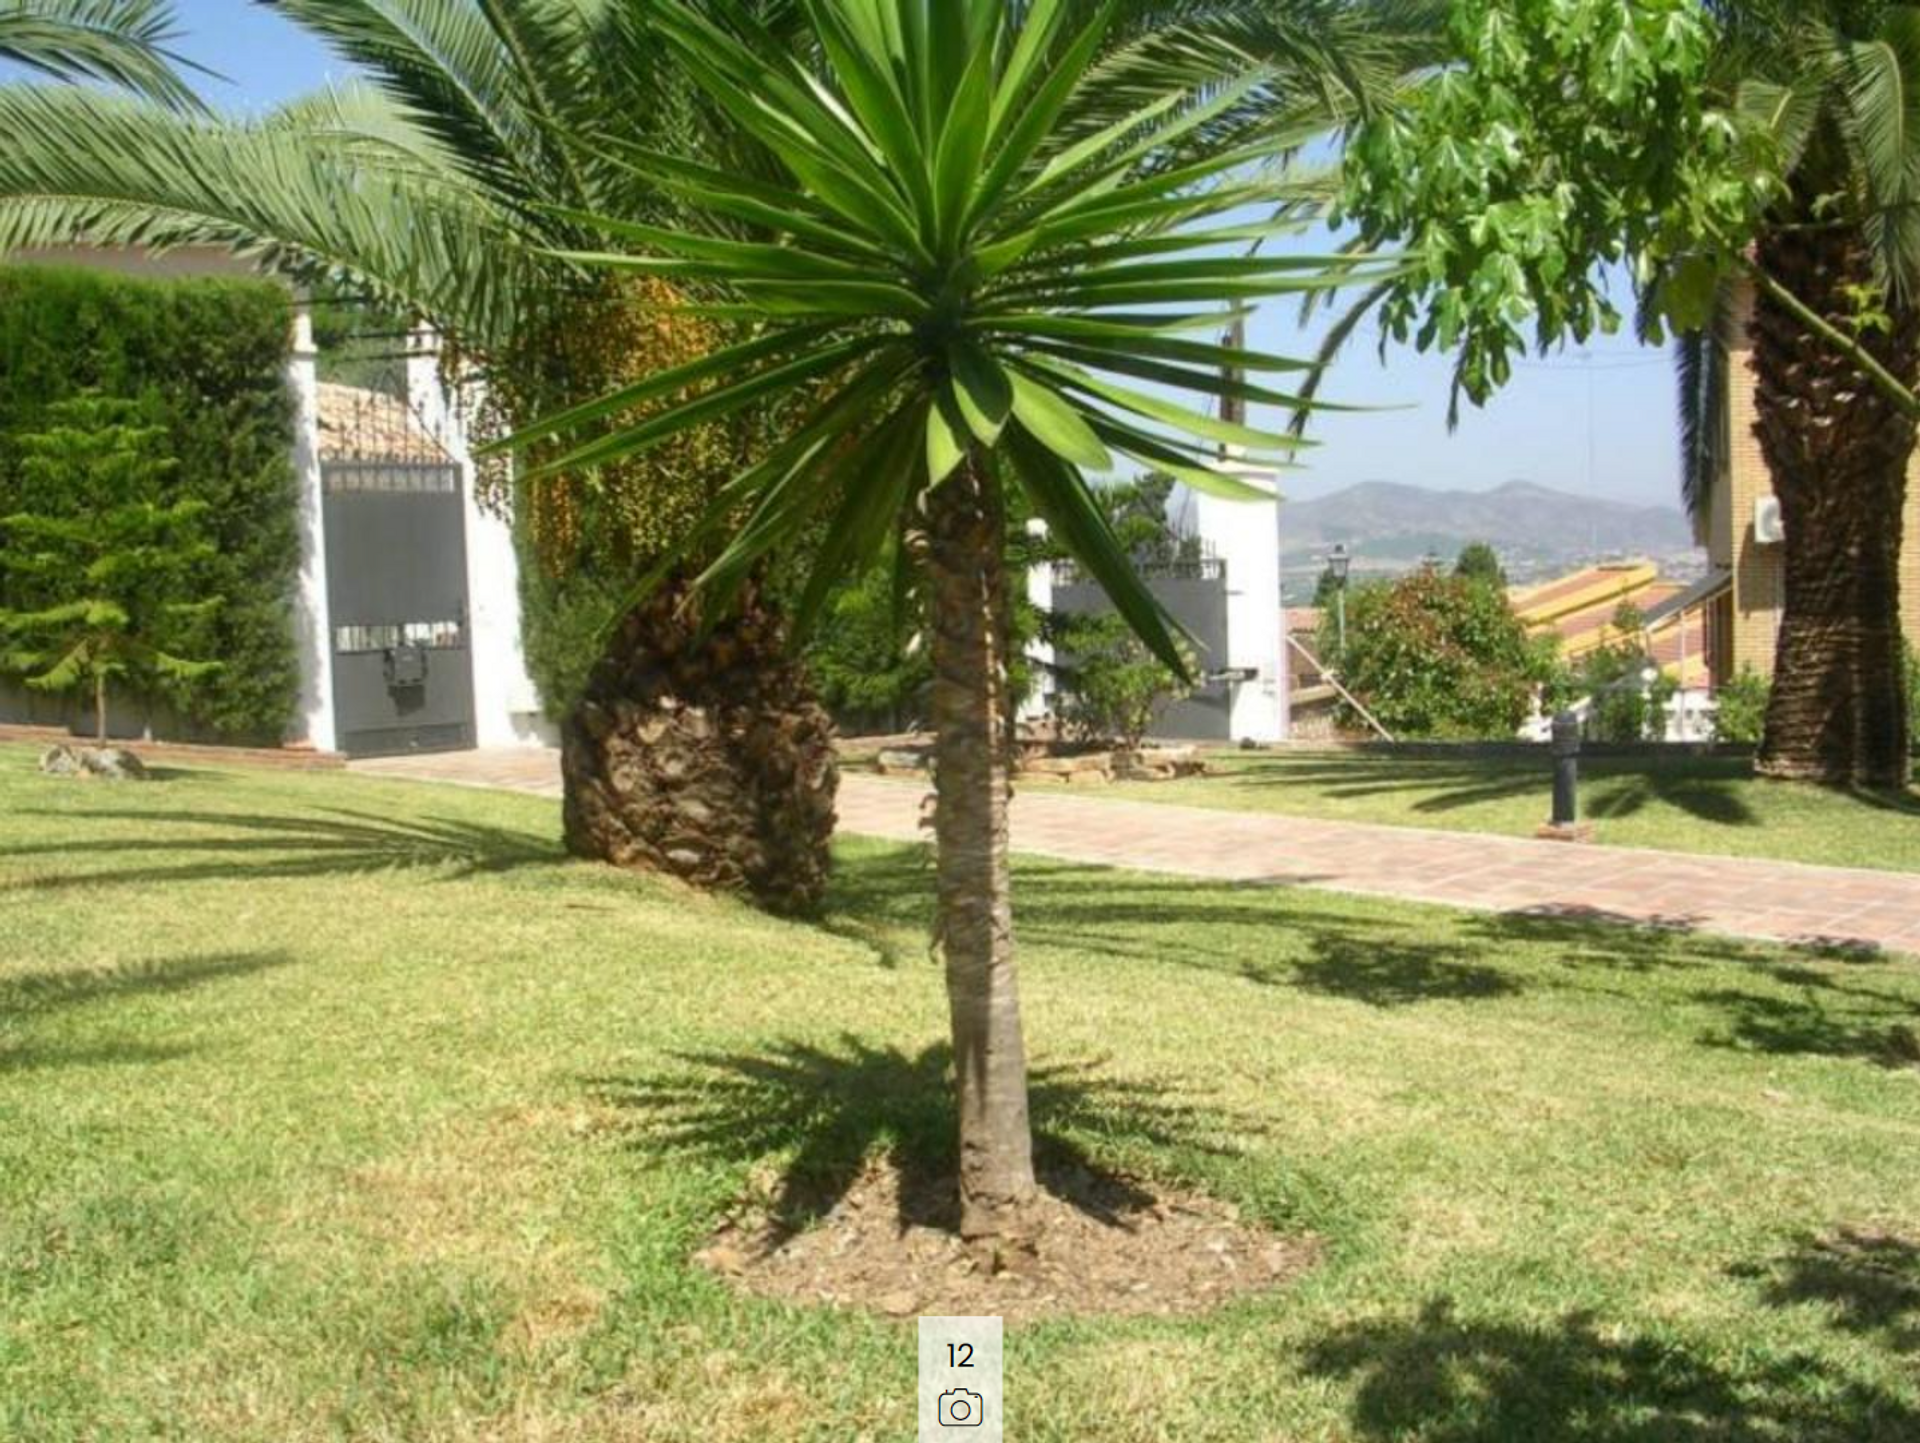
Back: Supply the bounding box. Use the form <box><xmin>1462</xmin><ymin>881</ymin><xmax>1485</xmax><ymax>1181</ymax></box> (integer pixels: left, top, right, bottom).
<box><xmin>937</xmin><ymin>1387</ymin><xmax>984</xmax><ymax>1427</ymax></box>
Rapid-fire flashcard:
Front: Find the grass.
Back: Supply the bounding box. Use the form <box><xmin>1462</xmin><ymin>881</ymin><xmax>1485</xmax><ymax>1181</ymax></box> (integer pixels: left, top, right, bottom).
<box><xmin>1</xmin><ymin>743</ymin><xmax>1918</xmax><ymax>1440</ymax></box>
<box><xmin>1103</xmin><ymin>749</ymin><xmax>1920</xmax><ymax>872</ymax></box>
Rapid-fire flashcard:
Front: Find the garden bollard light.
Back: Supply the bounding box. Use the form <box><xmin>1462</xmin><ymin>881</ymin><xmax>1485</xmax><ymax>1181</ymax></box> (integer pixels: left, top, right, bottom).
<box><xmin>1550</xmin><ymin>711</ymin><xmax>1582</xmax><ymax>832</ymax></box>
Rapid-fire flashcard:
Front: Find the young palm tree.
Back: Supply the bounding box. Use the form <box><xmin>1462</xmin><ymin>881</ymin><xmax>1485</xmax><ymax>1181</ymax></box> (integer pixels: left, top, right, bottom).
<box><xmin>1679</xmin><ymin>2</ymin><xmax>1920</xmax><ymax>788</ymax></box>
<box><xmin>492</xmin><ymin>0</ymin><xmax>1394</xmax><ymax>1249</ymax></box>
<box><xmin>0</xmin><ymin>0</ymin><xmax>200</xmax><ymax>109</ymax></box>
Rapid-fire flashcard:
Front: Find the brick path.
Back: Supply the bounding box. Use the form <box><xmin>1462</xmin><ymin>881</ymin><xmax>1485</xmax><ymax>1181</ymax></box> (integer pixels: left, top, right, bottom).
<box><xmin>351</xmin><ymin>749</ymin><xmax>1920</xmax><ymax>959</ymax></box>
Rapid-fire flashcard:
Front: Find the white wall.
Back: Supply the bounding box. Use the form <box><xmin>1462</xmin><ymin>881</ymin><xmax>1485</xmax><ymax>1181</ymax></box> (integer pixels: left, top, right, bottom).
<box><xmin>1179</xmin><ymin>465</ymin><xmax>1288</xmax><ymax>743</ymax></box>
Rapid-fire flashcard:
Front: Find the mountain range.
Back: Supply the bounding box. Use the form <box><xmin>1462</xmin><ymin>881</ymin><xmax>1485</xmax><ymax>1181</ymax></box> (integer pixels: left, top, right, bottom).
<box><xmin>1280</xmin><ymin>480</ymin><xmax>1696</xmax><ymax>590</ymax></box>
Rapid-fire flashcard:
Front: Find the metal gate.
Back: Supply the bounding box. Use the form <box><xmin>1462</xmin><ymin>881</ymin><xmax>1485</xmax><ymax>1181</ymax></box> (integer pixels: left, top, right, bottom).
<box><xmin>320</xmin><ymin>388</ymin><xmax>476</xmax><ymax>758</ymax></box>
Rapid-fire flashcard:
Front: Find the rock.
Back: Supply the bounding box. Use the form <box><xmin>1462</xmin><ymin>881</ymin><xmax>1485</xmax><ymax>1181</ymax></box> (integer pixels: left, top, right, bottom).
<box><xmin>39</xmin><ymin>745</ymin><xmax>83</xmax><ymax>777</ymax></box>
<box><xmin>876</xmin><ymin>749</ymin><xmax>931</xmax><ymax>776</ymax></box>
<box><xmin>878</xmin><ymin>1290</ymin><xmax>918</xmax><ymax>1318</ymax></box>
<box><xmin>40</xmin><ymin>745</ymin><xmax>148</xmax><ymax>781</ymax></box>
<box><xmin>84</xmin><ymin>748</ymin><xmax>148</xmax><ymax>781</ymax></box>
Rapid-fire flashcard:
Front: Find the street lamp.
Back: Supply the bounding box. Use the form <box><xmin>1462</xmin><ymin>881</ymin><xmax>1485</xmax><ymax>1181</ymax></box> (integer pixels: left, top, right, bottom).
<box><xmin>1327</xmin><ymin>542</ymin><xmax>1353</xmax><ymax>658</ymax></box>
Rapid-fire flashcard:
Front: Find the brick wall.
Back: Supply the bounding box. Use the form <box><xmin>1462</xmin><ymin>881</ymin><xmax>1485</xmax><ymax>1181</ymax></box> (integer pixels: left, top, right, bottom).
<box><xmin>1721</xmin><ymin>284</ymin><xmax>1789</xmax><ymax>680</ymax></box>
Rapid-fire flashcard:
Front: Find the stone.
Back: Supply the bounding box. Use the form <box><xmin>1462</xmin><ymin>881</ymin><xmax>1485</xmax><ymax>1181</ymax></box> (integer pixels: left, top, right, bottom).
<box><xmin>84</xmin><ymin>748</ymin><xmax>149</xmax><ymax>781</ymax></box>
<box><xmin>1534</xmin><ymin>821</ymin><xmax>1596</xmax><ymax>844</ymax></box>
<box><xmin>39</xmin><ymin>745</ymin><xmax>83</xmax><ymax>777</ymax></box>
<box><xmin>878</xmin><ymin>1290</ymin><xmax>918</xmax><ymax>1318</ymax></box>
<box><xmin>876</xmin><ymin>749</ymin><xmax>930</xmax><ymax>775</ymax></box>
<box><xmin>40</xmin><ymin>745</ymin><xmax>149</xmax><ymax>781</ymax></box>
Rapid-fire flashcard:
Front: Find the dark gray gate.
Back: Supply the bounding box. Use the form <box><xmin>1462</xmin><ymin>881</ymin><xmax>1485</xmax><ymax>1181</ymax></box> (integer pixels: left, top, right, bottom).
<box><xmin>322</xmin><ymin>452</ymin><xmax>476</xmax><ymax>758</ymax></box>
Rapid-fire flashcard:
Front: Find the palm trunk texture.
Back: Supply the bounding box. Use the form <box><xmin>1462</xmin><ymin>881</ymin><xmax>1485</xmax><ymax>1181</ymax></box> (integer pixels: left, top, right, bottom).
<box><xmin>925</xmin><ymin>459</ymin><xmax>1039</xmax><ymax>1251</ymax></box>
<box><xmin>1752</xmin><ymin>207</ymin><xmax>1916</xmax><ymax>789</ymax></box>
<box><xmin>562</xmin><ymin>576</ymin><xmax>839</xmax><ymax>915</ymax></box>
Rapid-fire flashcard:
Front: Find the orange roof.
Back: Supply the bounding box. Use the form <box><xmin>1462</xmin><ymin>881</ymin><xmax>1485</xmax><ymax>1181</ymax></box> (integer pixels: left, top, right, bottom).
<box><xmin>1513</xmin><ymin>561</ymin><xmax>1711</xmax><ymax>687</ymax></box>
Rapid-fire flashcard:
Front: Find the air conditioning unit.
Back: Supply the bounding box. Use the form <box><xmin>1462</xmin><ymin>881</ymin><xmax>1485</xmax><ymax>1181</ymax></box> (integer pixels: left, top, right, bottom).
<box><xmin>1754</xmin><ymin>496</ymin><xmax>1785</xmax><ymax>545</ymax></box>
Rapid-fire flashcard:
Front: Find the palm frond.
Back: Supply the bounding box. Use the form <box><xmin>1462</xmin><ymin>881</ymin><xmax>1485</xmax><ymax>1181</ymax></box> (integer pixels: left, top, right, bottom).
<box><xmin>0</xmin><ymin>0</ymin><xmax>204</xmax><ymax>110</ymax></box>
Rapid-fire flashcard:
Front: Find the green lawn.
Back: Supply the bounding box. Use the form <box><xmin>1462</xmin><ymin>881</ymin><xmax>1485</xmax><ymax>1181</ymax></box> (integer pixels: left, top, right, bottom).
<box><xmin>1106</xmin><ymin>750</ymin><xmax>1920</xmax><ymax>872</ymax></box>
<box><xmin>3</xmin><ymin>744</ymin><xmax>1918</xmax><ymax>1441</ymax></box>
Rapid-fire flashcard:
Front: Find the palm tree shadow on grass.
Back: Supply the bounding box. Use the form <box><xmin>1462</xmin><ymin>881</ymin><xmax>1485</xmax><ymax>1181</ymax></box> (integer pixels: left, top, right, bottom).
<box><xmin>0</xmin><ymin>948</ymin><xmax>296</xmax><ymax>1073</ymax></box>
<box><xmin>1302</xmin><ymin>1295</ymin><xmax>1920</xmax><ymax>1442</ymax></box>
<box><xmin>828</xmin><ymin>847</ymin><xmax>1522</xmax><ymax>1005</ymax></box>
<box><xmin>0</xmin><ymin>805</ymin><xmax>561</xmax><ymax>892</ymax></box>
<box><xmin>588</xmin><ymin>1035</ymin><xmax>1266</xmax><ymax>1244</ymax></box>
<box><xmin>1735</xmin><ymin>1229</ymin><xmax>1920</xmax><ymax>1355</ymax></box>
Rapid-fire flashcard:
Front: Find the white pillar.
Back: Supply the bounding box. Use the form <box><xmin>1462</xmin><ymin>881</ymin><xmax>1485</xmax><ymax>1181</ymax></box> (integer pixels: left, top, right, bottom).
<box><xmin>288</xmin><ymin>301</ymin><xmax>338</xmax><ymax>753</ymax></box>
<box><xmin>1020</xmin><ymin>518</ymin><xmax>1056</xmax><ymax>724</ymax></box>
<box><xmin>1189</xmin><ymin>464</ymin><xmax>1287</xmax><ymax>743</ymax></box>
<box><xmin>406</xmin><ymin>328</ymin><xmax>550</xmax><ymax>748</ymax></box>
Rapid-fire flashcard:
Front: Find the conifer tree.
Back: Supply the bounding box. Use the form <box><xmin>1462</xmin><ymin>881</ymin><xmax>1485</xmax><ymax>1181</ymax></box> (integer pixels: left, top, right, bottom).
<box><xmin>0</xmin><ymin>395</ymin><xmax>220</xmax><ymax>741</ymax></box>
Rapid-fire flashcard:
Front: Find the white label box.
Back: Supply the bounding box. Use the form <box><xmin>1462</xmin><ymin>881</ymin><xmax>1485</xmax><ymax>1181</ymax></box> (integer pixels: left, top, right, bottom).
<box><xmin>918</xmin><ymin>1315</ymin><xmax>1003</xmax><ymax>1440</ymax></box>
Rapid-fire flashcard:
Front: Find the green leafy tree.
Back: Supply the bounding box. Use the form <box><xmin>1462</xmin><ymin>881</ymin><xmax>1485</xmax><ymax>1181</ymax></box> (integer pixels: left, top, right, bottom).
<box><xmin>1329</xmin><ymin>569</ymin><xmax>1553</xmax><ymax>738</ymax></box>
<box><xmin>491</xmin><ymin>0</ymin><xmax>1387</xmax><ymax>1249</ymax></box>
<box><xmin>1454</xmin><ymin>540</ymin><xmax>1505</xmax><ymax>588</ymax></box>
<box><xmin>1330</xmin><ymin>0</ymin><xmax>1920</xmax><ymax>787</ymax></box>
<box><xmin>0</xmin><ymin>396</ymin><xmax>219</xmax><ymax>739</ymax></box>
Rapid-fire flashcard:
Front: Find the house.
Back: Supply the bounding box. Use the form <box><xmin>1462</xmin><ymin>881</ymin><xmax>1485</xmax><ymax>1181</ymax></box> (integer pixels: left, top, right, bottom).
<box><xmin>1689</xmin><ymin>282</ymin><xmax>1920</xmax><ymax>687</ymax></box>
<box><xmin>2</xmin><ymin>246</ymin><xmax>549</xmax><ymax>757</ymax></box>
<box><xmin>1510</xmin><ymin>560</ymin><xmax>1710</xmax><ymax>691</ymax></box>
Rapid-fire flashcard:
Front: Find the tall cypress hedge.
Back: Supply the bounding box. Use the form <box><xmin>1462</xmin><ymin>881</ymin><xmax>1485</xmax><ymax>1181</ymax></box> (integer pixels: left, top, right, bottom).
<box><xmin>0</xmin><ymin>264</ymin><xmax>299</xmax><ymax>742</ymax></box>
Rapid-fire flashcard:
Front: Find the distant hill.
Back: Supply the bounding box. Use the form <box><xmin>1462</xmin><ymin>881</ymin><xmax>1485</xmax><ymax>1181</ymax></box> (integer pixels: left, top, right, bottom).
<box><xmin>1280</xmin><ymin>480</ymin><xmax>1694</xmax><ymax>589</ymax></box>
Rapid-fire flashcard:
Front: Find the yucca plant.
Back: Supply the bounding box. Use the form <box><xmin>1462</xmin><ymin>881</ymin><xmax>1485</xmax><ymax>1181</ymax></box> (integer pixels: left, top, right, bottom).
<box><xmin>493</xmin><ymin>0</ymin><xmax>1393</xmax><ymax>1250</ymax></box>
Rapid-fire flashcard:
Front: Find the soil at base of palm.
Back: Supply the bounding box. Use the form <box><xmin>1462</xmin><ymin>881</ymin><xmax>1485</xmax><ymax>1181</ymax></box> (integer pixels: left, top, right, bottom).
<box><xmin>693</xmin><ymin>1153</ymin><xmax>1318</xmax><ymax>1324</ymax></box>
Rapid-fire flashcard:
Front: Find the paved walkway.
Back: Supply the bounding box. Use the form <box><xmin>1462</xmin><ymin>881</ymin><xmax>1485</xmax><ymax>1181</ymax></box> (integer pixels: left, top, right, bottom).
<box><xmin>352</xmin><ymin>749</ymin><xmax>1920</xmax><ymax>959</ymax></box>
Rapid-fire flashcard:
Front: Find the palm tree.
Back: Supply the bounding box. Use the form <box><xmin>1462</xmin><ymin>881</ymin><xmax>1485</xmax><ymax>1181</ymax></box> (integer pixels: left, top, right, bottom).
<box><xmin>491</xmin><ymin>0</ymin><xmax>1395</xmax><ymax>1251</ymax></box>
<box><xmin>0</xmin><ymin>0</ymin><xmax>200</xmax><ymax>109</ymax></box>
<box><xmin>1678</xmin><ymin>2</ymin><xmax>1920</xmax><ymax>788</ymax></box>
<box><xmin>0</xmin><ymin>0</ymin><xmax>1429</xmax><ymax>909</ymax></box>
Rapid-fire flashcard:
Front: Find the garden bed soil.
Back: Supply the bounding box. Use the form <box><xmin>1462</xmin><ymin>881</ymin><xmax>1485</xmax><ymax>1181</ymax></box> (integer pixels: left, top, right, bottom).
<box><xmin>693</xmin><ymin>1153</ymin><xmax>1317</xmax><ymax>1323</ymax></box>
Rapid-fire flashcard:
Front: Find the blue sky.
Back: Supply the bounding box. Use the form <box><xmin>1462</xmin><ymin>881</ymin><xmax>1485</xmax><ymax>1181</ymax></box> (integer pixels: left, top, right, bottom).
<box><xmin>160</xmin><ymin>0</ymin><xmax>1683</xmax><ymax>509</ymax></box>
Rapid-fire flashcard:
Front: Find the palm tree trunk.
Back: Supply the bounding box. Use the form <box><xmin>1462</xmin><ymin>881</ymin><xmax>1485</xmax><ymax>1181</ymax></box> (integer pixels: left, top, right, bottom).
<box><xmin>562</xmin><ymin>573</ymin><xmax>840</xmax><ymax>915</ymax></box>
<box><xmin>1751</xmin><ymin>205</ymin><xmax>1917</xmax><ymax>789</ymax></box>
<box><xmin>924</xmin><ymin>457</ymin><xmax>1038</xmax><ymax>1251</ymax></box>
<box><xmin>94</xmin><ymin>667</ymin><xmax>107</xmax><ymax>744</ymax></box>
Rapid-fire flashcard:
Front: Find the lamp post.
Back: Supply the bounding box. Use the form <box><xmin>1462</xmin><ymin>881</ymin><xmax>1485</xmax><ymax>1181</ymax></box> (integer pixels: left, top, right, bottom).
<box><xmin>1327</xmin><ymin>542</ymin><xmax>1352</xmax><ymax>659</ymax></box>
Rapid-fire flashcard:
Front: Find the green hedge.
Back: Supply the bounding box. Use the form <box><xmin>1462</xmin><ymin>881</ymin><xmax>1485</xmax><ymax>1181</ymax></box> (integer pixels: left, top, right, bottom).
<box><xmin>0</xmin><ymin>264</ymin><xmax>299</xmax><ymax>741</ymax></box>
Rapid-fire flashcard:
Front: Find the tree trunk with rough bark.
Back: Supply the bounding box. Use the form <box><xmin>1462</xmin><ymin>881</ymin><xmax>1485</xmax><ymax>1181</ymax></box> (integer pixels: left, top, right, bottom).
<box><xmin>924</xmin><ymin>459</ymin><xmax>1038</xmax><ymax>1255</ymax></box>
<box><xmin>1751</xmin><ymin>200</ymin><xmax>1916</xmax><ymax>789</ymax></box>
<box><xmin>562</xmin><ymin>575</ymin><xmax>839</xmax><ymax>915</ymax></box>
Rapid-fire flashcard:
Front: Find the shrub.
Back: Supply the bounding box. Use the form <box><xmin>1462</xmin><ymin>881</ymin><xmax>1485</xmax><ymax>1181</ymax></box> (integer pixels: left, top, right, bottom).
<box><xmin>0</xmin><ymin>265</ymin><xmax>298</xmax><ymax>741</ymax></box>
<box><xmin>1328</xmin><ymin>570</ymin><xmax>1553</xmax><ymax>738</ymax></box>
<box><xmin>1049</xmin><ymin>610</ymin><xmax>1192</xmax><ymax>749</ymax></box>
<box><xmin>804</xmin><ymin>561</ymin><xmax>932</xmax><ymax>733</ymax></box>
<box><xmin>1712</xmin><ymin>665</ymin><xmax>1771</xmax><ymax>745</ymax></box>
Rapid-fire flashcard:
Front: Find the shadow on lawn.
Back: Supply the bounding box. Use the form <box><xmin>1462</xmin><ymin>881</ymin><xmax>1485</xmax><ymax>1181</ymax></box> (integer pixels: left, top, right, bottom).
<box><xmin>1222</xmin><ymin>754</ymin><xmax>1778</xmax><ymax>829</ymax></box>
<box><xmin>1303</xmin><ymin>1295</ymin><xmax>1920</xmax><ymax>1442</ymax></box>
<box><xmin>0</xmin><ymin>806</ymin><xmax>559</xmax><ymax>891</ymax></box>
<box><xmin>829</xmin><ymin>848</ymin><xmax>1521</xmax><ymax>1007</ymax></box>
<box><xmin>830</xmin><ymin>849</ymin><xmax>1920</xmax><ymax>1054</ymax></box>
<box><xmin>0</xmin><ymin>948</ymin><xmax>294</xmax><ymax>1074</ymax></box>
<box><xmin>589</xmin><ymin>1035</ymin><xmax>1257</xmax><ymax>1243</ymax></box>
<box><xmin>1736</xmin><ymin>1229</ymin><xmax>1920</xmax><ymax>1355</ymax></box>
